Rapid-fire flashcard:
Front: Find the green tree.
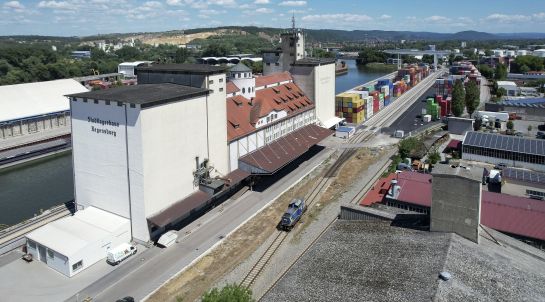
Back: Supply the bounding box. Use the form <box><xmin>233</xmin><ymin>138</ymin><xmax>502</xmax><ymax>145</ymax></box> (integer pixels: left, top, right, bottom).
<box><xmin>357</xmin><ymin>48</ymin><xmax>387</xmax><ymax>65</ymax></box>
<box><xmin>398</xmin><ymin>137</ymin><xmax>421</xmax><ymax>159</ymax></box>
<box><xmin>0</xmin><ymin>59</ymin><xmax>11</xmax><ymax>77</ymax></box>
<box><xmin>451</xmin><ymin>79</ymin><xmax>466</xmax><ymax>117</ymax></box>
<box><xmin>478</xmin><ymin>64</ymin><xmax>494</xmax><ymax>79</ymax></box>
<box><xmin>174</xmin><ymin>47</ymin><xmax>190</xmax><ymax>63</ymax></box>
<box><xmin>464</xmin><ymin>81</ymin><xmax>480</xmax><ymax>117</ymax></box>
<box><xmin>494</xmin><ymin>64</ymin><xmax>507</xmax><ymax>80</ymax></box>
<box><xmin>201</xmin><ymin>284</ymin><xmax>254</xmax><ymax>302</ymax></box>
<box><xmin>496</xmin><ymin>87</ymin><xmax>507</xmax><ymax>98</ymax></box>
<box><xmin>115</xmin><ymin>46</ymin><xmax>141</xmax><ymax>61</ymax></box>
<box><xmin>528</xmin><ymin>125</ymin><xmax>533</xmax><ymax>133</ymax></box>
<box><xmin>202</xmin><ymin>43</ymin><xmax>231</xmax><ymax>57</ymax></box>
<box><xmin>507</xmin><ymin>120</ymin><xmax>514</xmax><ymax>130</ymax></box>
<box><xmin>427</xmin><ymin>150</ymin><xmax>441</xmax><ymax>165</ymax></box>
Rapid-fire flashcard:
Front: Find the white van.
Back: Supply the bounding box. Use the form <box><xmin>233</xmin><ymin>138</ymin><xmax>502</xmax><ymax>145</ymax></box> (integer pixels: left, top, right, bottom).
<box><xmin>157</xmin><ymin>230</ymin><xmax>178</xmax><ymax>248</ymax></box>
<box><xmin>107</xmin><ymin>243</ymin><xmax>137</xmax><ymax>265</ymax></box>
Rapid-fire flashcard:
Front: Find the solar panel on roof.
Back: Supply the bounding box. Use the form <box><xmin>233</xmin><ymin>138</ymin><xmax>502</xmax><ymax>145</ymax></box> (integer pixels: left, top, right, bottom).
<box><xmin>463</xmin><ymin>132</ymin><xmax>545</xmax><ymax>156</ymax></box>
<box><xmin>504</xmin><ymin>168</ymin><xmax>545</xmax><ymax>184</ymax></box>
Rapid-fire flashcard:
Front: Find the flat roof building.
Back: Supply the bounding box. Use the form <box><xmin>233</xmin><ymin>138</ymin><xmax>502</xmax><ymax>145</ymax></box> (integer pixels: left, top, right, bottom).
<box><xmin>0</xmin><ymin>79</ymin><xmax>88</xmax><ymax>143</ymax></box>
<box><xmin>25</xmin><ymin>207</ymin><xmax>130</xmax><ymax>277</ymax></box>
<box><xmin>462</xmin><ymin>131</ymin><xmax>545</xmax><ymax>172</ymax></box>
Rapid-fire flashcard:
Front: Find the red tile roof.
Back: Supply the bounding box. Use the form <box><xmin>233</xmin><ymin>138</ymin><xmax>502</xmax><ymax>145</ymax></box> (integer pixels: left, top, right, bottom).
<box><xmin>226</xmin><ymin>82</ymin><xmax>314</xmax><ymax>141</ymax></box>
<box><xmin>239</xmin><ymin>124</ymin><xmax>333</xmax><ymax>174</ymax></box>
<box><xmin>396</xmin><ymin>172</ymin><xmax>432</xmax><ymax>207</ymax></box>
<box><xmin>360</xmin><ymin>173</ymin><xmax>396</xmax><ymax>206</ymax></box>
<box><xmin>481</xmin><ymin>191</ymin><xmax>545</xmax><ymax>241</ymax></box>
<box><xmin>255</xmin><ymin>71</ymin><xmax>292</xmax><ymax>87</ymax></box>
<box><xmin>360</xmin><ymin>172</ymin><xmax>545</xmax><ymax>242</ymax></box>
<box><xmin>226</xmin><ymin>82</ymin><xmax>240</xmax><ymax>94</ymax></box>
<box><xmin>446</xmin><ymin>139</ymin><xmax>461</xmax><ymax>150</ymax></box>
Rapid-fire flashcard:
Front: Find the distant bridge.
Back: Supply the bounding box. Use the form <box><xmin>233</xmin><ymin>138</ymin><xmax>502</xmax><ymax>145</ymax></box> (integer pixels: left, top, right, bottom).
<box><xmin>197</xmin><ymin>56</ymin><xmax>262</xmax><ymax>65</ymax></box>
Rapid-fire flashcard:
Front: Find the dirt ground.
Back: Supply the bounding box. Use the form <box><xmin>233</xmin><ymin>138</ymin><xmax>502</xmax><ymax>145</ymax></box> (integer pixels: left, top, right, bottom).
<box><xmin>146</xmin><ymin>170</ymin><xmax>324</xmax><ymax>302</ymax></box>
<box><xmin>147</xmin><ymin>147</ymin><xmax>388</xmax><ymax>302</ymax></box>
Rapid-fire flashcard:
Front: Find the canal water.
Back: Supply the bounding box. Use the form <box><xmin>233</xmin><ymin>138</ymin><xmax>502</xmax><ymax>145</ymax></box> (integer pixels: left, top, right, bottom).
<box><xmin>0</xmin><ymin>60</ymin><xmax>389</xmax><ymax>227</ymax></box>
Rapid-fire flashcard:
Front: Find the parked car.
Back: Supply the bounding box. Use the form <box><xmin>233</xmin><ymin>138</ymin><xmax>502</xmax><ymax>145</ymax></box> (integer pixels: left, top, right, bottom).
<box><xmin>107</xmin><ymin>243</ymin><xmax>137</xmax><ymax>265</ymax></box>
<box><xmin>515</xmin><ymin>132</ymin><xmax>524</xmax><ymax>137</ymax></box>
<box><xmin>537</xmin><ymin>131</ymin><xmax>545</xmax><ymax>139</ymax></box>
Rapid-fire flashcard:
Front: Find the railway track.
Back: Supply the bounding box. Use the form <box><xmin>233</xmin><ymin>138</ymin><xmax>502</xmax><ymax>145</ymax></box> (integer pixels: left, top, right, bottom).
<box><xmin>239</xmin><ymin>69</ymin><xmax>445</xmax><ymax>291</ymax></box>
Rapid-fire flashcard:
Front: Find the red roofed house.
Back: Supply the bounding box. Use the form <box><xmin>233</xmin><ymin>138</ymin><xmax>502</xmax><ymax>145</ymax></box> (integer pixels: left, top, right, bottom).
<box><xmin>225</xmin><ymin>63</ymin><xmax>331</xmax><ymax>173</ymax></box>
<box><xmin>368</xmin><ymin>170</ymin><xmax>545</xmax><ymax>248</ymax></box>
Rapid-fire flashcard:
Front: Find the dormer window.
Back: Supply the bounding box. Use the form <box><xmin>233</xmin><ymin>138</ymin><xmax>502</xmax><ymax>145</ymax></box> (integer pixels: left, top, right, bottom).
<box><xmin>272</xmin><ymin>87</ymin><xmax>280</xmax><ymax>94</ymax></box>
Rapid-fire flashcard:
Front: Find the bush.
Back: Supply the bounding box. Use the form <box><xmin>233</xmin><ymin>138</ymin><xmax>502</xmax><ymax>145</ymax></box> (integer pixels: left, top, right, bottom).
<box><xmin>201</xmin><ymin>284</ymin><xmax>254</xmax><ymax>302</ymax></box>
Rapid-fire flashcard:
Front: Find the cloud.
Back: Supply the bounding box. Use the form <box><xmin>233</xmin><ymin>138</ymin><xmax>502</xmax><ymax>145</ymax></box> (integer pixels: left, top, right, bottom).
<box><xmin>484</xmin><ymin>13</ymin><xmax>528</xmax><ymax>23</ymax></box>
<box><xmin>278</xmin><ymin>0</ymin><xmax>306</xmax><ymax>7</ymax></box>
<box><xmin>256</xmin><ymin>7</ymin><xmax>272</xmax><ymax>13</ymax></box>
<box><xmin>166</xmin><ymin>0</ymin><xmax>182</xmax><ymax>5</ymax></box>
<box><xmin>4</xmin><ymin>0</ymin><xmax>24</xmax><ymax>10</ymax></box>
<box><xmin>425</xmin><ymin>15</ymin><xmax>450</xmax><ymax>23</ymax></box>
<box><xmin>199</xmin><ymin>9</ymin><xmax>225</xmax><ymax>15</ymax></box>
<box><xmin>143</xmin><ymin>1</ymin><xmax>162</xmax><ymax>8</ymax></box>
<box><xmin>379</xmin><ymin>14</ymin><xmax>391</xmax><ymax>20</ymax></box>
<box><xmin>207</xmin><ymin>0</ymin><xmax>236</xmax><ymax>7</ymax></box>
<box><xmin>37</xmin><ymin>1</ymin><xmax>71</xmax><ymax>9</ymax></box>
<box><xmin>254</xmin><ymin>0</ymin><xmax>269</xmax><ymax>3</ymax></box>
<box><xmin>302</xmin><ymin>13</ymin><xmax>372</xmax><ymax>24</ymax></box>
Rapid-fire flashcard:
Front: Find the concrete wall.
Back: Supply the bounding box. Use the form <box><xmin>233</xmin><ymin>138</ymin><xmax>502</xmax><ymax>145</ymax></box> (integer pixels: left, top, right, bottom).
<box><xmin>71</xmin><ymin>98</ymin><xmax>131</xmax><ymax>218</ymax></box>
<box><xmin>205</xmin><ymin>73</ymin><xmax>229</xmax><ymax>175</ymax></box>
<box><xmin>448</xmin><ymin>117</ymin><xmax>474</xmax><ymax>135</ymax></box>
<box><xmin>431</xmin><ymin>168</ymin><xmax>482</xmax><ymax>243</ymax></box>
<box><xmin>137</xmin><ymin>71</ymin><xmax>205</xmax><ymax>88</ymax></box>
<box><xmin>140</xmin><ymin>94</ymin><xmax>211</xmax><ymax>217</ymax></box>
<box><xmin>462</xmin><ymin>152</ymin><xmax>545</xmax><ymax>173</ymax></box>
<box><xmin>314</xmin><ymin>63</ymin><xmax>336</xmax><ymax>125</ymax></box>
<box><xmin>0</xmin><ymin>112</ymin><xmax>70</xmax><ymax>140</ymax></box>
<box><xmin>262</xmin><ymin>53</ymin><xmax>283</xmax><ymax>76</ymax></box>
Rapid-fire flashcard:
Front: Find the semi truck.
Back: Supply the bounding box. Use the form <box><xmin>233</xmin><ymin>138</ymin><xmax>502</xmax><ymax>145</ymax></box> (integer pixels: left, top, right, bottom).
<box><xmin>280</xmin><ymin>198</ymin><xmax>306</xmax><ymax>231</ymax></box>
<box><xmin>107</xmin><ymin>243</ymin><xmax>137</xmax><ymax>265</ymax></box>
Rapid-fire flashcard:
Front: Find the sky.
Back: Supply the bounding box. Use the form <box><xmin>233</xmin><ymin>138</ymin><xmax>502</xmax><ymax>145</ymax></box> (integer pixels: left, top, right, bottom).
<box><xmin>1</xmin><ymin>0</ymin><xmax>545</xmax><ymax>36</ymax></box>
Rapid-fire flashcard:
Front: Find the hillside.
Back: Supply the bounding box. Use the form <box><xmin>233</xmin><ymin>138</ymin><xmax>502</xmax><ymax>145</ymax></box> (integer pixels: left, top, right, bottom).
<box><xmin>2</xmin><ymin>27</ymin><xmax>545</xmax><ymax>45</ymax></box>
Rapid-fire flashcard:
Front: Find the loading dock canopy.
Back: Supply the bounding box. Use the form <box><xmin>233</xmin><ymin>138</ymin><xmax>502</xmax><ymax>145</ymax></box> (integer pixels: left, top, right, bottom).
<box><xmin>239</xmin><ymin>124</ymin><xmax>334</xmax><ymax>174</ymax></box>
<box><xmin>147</xmin><ymin>169</ymin><xmax>250</xmax><ymax>227</ymax></box>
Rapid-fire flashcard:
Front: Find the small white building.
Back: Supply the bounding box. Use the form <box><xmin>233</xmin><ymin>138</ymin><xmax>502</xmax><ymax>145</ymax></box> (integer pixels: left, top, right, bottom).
<box><xmin>25</xmin><ymin>207</ymin><xmax>130</xmax><ymax>277</ymax></box>
<box><xmin>497</xmin><ymin>81</ymin><xmax>518</xmax><ymax>96</ymax></box>
<box><xmin>117</xmin><ymin>61</ymin><xmax>152</xmax><ymax>78</ymax></box>
<box><xmin>335</xmin><ymin>126</ymin><xmax>355</xmax><ymax>139</ymax></box>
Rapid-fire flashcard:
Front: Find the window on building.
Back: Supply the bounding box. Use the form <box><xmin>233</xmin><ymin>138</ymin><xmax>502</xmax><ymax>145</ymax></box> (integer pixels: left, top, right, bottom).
<box><xmin>242</xmin><ymin>88</ymin><xmax>246</xmax><ymax>94</ymax></box>
<box><xmin>219</xmin><ymin>78</ymin><xmax>223</xmax><ymax>83</ymax></box>
<box><xmin>275</xmin><ymin>63</ymin><xmax>280</xmax><ymax>66</ymax></box>
<box><xmin>130</xmin><ymin>104</ymin><xmax>136</xmax><ymax>108</ymax></box>
<box><xmin>94</xmin><ymin>100</ymin><xmax>99</xmax><ymax>104</ymax></box>
<box><xmin>267</xmin><ymin>116</ymin><xmax>271</xmax><ymax>123</ymax></box>
<box><xmin>47</xmin><ymin>249</ymin><xmax>54</xmax><ymax>259</ymax></box>
<box><xmin>209</xmin><ymin>79</ymin><xmax>214</xmax><ymax>85</ymax></box>
<box><xmin>72</xmin><ymin>260</ymin><xmax>83</xmax><ymax>271</ymax></box>
<box><xmin>219</xmin><ymin>87</ymin><xmax>224</xmax><ymax>92</ymax></box>
<box><xmin>266</xmin><ymin>63</ymin><xmax>271</xmax><ymax>66</ymax></box>
<box><xmin>105</xmin><ymin>100</ymin><xmax>110</xmax><ymax>105</ymax></box>
<box><xmin>28</xmin><ymin>240</ymin><xmax>36</xmax><ymax>250</ymax></box>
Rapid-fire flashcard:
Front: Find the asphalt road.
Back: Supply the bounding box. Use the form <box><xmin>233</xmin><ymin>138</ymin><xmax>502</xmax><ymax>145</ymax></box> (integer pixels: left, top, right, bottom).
<box><xmin>387</xmin><ymin>86</ymin><xmax>439</xmax><ymax>134</ymax></box>
<box><xmin>65</xmin><ymin>144</ymin><xmax>336</xmax><ymax>302</ymax></box>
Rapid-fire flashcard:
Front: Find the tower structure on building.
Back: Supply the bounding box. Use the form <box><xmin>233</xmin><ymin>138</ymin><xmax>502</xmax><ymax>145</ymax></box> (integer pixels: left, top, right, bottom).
<box><xmin>262</xmin><ymin>15</ymin><xmax>305</xmax><ymax>76</ymax></box>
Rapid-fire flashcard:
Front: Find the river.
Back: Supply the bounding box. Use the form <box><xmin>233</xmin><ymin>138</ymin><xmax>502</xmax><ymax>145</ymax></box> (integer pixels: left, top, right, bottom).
<box><xmin>0</xmin><ymin>61</ymin><xmax>389</xmax><ymax>227</ymax></box>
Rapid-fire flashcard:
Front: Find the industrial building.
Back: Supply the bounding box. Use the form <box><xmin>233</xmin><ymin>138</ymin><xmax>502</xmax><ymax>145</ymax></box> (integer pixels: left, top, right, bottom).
<box><xmin>25</xmin><ymin>206</ymin><xmax>130</xmax><ymax>277</ymax></box>
<box><xmin>486</xmin><ymin>98</ymin><xmax>545</xmax><ymax>122</ymax></box>
<box><xmin>497</xmin><ymin>80</ymin><xmax>518</xmax><ymax>96</ymax></box>
<box><xmin>25</xmin><ymin>19</ymin><xmax>337</xmax><ymax>276</ymax></box>
<box><xmin>117</xmin><ymin>61</ymin><xmax>153</xmax><ymax>78</ymax></box>
<box><xmin>498</xmin><ymin>167</ymin><xmax>545</xmax><ymax>199</ymax></box>
<box><xmin>0</xmin><ymin>79</ymin><xmax>88</xmax><ymax>142</ymax></box>
<box><xmin>462</xmin><ymin>131</ymin><xmax>545</xmax><ymax>172</ymax></box>
<box><xmin>262</xmin><ymin>219</ymin><xmax>545</xmax><ymax>302</ymax></box>
<box><xmin>367</xmin><ymin>168</ymin><xmax>545</xmax><ymax>247</ymax></box>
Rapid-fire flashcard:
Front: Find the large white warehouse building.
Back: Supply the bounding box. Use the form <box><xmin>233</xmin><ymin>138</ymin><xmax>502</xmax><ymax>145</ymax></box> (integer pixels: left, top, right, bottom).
<box><xmin>25</xmin><ymin>24</ymin><xmax>337</xmax><ymax>277</ymax></box>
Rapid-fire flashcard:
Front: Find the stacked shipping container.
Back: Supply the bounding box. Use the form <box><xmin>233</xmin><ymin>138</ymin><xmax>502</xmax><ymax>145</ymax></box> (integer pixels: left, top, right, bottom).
<box><xmin>335</xmin><ymin>93</ymin><xmax>365</xmax><ymax>124</ymax></box>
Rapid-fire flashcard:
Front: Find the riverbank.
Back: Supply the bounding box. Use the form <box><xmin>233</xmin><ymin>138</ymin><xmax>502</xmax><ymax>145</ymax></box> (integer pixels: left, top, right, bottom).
<box><xmin>359</xmin><ymin>62</ymin><xmax>398</xmax><ymax>72</ymax></box>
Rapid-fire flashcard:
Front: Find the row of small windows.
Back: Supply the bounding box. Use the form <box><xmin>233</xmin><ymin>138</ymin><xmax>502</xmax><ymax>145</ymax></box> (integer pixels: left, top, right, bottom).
<box><xmin>242</xmin><ymin>87</ymin><xmax>255</xmax><ymax>94</ymax></box>
<box><xmin>265</xmin><ymin>63</ymin><xmax>281</xmax><ymax>66</ymax></box>
<box><xmin>463</xmin><ymin>146</ymin><xmax>545</xmax><ymax>165</ymax></box>
<box><xmin>75</xmin><ymin>98</ymin><xmax>135</xmax><ymax>108</ymax></box>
